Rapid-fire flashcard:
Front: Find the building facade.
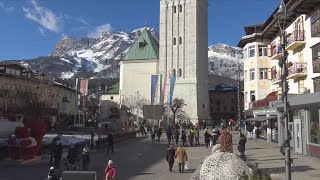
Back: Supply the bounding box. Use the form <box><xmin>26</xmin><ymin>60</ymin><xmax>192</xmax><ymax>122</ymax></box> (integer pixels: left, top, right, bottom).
<box><xmin>238</xmin><ymin>0</ymin><xmax>320</xmax><ymax>158</ymax></box>
<box><xmin>208</xmin><ymin>84</ymin><xmax>243</xmax><ymax>125</ymax></box>
<box><xmin>159</xmin><ymin>0</ymin><xmax>209</xmax><ymax>124</ymax></box>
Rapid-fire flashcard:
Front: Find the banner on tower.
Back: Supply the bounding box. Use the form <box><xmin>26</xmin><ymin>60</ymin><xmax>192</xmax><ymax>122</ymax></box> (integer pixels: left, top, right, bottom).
<box><xmin>169</xmin><ymin>74</ymin><xmax>176</xmax><ymax>106</ymax></box>
<box><xmin>161</xmin><ymin>74</ymin><xmax>168</xmax><ymax>104</ymax></box>
<box><xmin>151</xmin><ymin>75</ymin><xmax>158</xmax><ymax>105</ymax></box>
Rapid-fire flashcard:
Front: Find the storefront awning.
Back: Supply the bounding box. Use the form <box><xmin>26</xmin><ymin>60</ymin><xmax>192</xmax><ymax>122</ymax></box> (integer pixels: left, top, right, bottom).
<box><xmin>244</xmin><ymin>116</ymin><xmax>277</xmax><ymax>122</ymax></box>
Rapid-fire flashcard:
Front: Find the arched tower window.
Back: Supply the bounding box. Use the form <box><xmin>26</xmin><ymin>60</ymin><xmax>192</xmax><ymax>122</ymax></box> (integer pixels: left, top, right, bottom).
<box><xmin>173</xmin><ymin>6</ymin><xmax>177</xmax><ymax>13</ymax></box>
<box><xmin>178</xmin><ymin>68</ymin><xmax>182</xmax><ymax>77</ymax></box>
<box><xmin>179</xmin><ymin>4</ymin><xmax>183</xmax><ymax>12</ymax></box>
<box><xmin>179</xmin><ymin>36</ymin><xmax>182</xmax><ymax>44</ymax></box>
<box><xmin>173</xmin><ymin>37</ymin><xmax>176</xmax><ymax>45</ymax></box>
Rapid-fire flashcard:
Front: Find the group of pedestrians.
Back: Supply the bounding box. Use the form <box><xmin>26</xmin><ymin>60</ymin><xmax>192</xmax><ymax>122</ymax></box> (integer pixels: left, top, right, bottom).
<box><xmin>166</xmin><ymin>145</ymin><xmax>188</xmax><ymax>173</ymax></box>
<box><xmin>204</xmin><ymin>128</ymin><xmax>220</xmax><ymax>148</ymax></box>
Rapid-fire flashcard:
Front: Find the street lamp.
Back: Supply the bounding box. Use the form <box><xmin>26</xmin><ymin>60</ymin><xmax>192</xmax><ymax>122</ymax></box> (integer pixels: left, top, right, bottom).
<box><xmin>273</xmin><ymin>1</ymin><xmax>292</xmax><ymax>180</ymax></box>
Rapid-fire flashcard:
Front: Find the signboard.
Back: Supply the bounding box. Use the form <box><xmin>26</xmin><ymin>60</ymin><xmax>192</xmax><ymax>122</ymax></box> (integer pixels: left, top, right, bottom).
<box><xmin>143</xmin><ymin>105</ymin><xmax>163</xmax><ymax>120</ymax></box>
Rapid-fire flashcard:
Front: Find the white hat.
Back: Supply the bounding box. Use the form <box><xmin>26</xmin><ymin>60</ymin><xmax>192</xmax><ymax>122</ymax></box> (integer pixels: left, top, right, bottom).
<box><xmin>50</xmin><ymin>167</ymin><xmax>54</xmax><ymax>170</ymax></box>
<box><xmin>108</xmin><ymin>160</ymin><xmax>113</xmax><ymax>165</ymax></box>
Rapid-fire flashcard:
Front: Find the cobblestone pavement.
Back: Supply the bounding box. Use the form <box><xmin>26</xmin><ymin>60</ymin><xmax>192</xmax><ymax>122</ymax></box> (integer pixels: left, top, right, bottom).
<box><xmin>0</xmin><ymin>131</ymin><xmax>211</xmax><ymax>180</ymax></box>
<box><xmin>231</xmin><ymin>131</ymin><xmax>320</xmax><ymax>180</ymax></box>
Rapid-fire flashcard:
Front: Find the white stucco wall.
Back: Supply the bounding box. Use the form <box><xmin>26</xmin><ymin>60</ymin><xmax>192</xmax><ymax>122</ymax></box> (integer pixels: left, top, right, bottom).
<box><xmin>120</xmin><ymin>60</ymin><xmax>159</xmax><ymax>104</ymax></box>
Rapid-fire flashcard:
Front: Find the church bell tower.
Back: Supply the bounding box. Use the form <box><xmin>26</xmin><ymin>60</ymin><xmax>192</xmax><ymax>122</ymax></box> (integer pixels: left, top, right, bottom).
<box><xmin>159</xmin><ymin>0</ymin><xmax>209</xmax><ymax>124</ymax></box>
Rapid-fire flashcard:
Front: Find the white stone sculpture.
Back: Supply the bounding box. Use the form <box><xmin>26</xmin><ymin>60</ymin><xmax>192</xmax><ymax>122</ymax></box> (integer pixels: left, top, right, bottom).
<box><xmin>211</xmin><ymin>144</ymin><xmax>221</xmax><ymax>154</ymax></box>
<box><xmin>200</xmin><ymin>152</ymin><xmax>251</xmax><ymax>180</ymax></box>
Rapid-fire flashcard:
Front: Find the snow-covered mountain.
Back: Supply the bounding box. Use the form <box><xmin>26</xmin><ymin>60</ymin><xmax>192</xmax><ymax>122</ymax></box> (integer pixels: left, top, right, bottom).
<box><xmin>4</xmin><ymin>28</ymin><xmax>243</xmax><ymax>80</ymax></box>
<box><xmin>208</xmin><ymin>43</ymin><xmax>243</xmax><ymax>80</ymax></box>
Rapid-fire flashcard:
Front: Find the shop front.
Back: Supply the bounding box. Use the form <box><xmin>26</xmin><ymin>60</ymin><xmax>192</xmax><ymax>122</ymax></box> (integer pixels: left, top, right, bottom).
<box><xmin>271</xmin><ymin>92</ymin><xmax>320</xmax><ymax>158</ymax></box>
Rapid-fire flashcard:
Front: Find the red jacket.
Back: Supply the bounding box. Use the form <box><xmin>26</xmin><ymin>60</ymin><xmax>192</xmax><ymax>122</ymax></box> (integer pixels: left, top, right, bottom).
<box><xmin>105</xmin><ymin>165</ymin><xmax>116</xmax><ymax>178</ymax></box>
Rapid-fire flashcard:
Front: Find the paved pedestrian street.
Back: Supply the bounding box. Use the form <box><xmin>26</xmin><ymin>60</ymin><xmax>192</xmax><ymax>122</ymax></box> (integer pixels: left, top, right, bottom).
<box><xmin>0</xmin><ymin>133</ymin><xmax>211</xmax><ymax>180</ymax></box>
<box><xmin>231</xmin><ymin>131</ymin><xmax>320</xmax><ymax>180</ymax></box>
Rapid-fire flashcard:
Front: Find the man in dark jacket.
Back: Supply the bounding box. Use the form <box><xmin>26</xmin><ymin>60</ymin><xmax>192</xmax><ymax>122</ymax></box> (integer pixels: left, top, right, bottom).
<box><xmin>107</xmin><ymin>133</ymin><xmax>114</xmax><ymax>155</ymax></box>
<box><xmin>166</xmin><ymin>145</ymin><xmax>176</xmax><ymax>172</ymax></box>
<box><xmin>166</xmin><ymin>125</ymin><xmax>173</xmax><ymax>145</ymax></box>
<box><xmin>81</xmin><ymin>147</ymin><xmax>90</xmax><ymax>171</ymax></box>
<box><xmin>238</xmin><ymin>133</ymin><xmax>247</xmax><ymax>161</ymax></box>
<box><xmin>53</xmin><ymin>143</ymin><xmax>63</xmax><ymax>169</ymax></box>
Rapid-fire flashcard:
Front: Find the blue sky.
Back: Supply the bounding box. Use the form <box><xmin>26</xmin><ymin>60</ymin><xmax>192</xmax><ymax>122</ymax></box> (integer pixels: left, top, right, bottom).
<box><xmin>0</xmin><ymin>0</ymin><xmax>280</xmax><ymax>60</ymax></box>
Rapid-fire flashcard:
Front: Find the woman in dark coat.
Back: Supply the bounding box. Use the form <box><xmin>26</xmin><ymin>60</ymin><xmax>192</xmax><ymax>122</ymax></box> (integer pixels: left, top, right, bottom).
<box><xmin>174</xmin><ymin>129</ymin><xmax>180</xmax><ymax>145</ymax></box>
<box><xmin>81</xmin><ymin>147</ymin><xmax>90</xmax><ymax>171</ymax></box>
<box><xmin>204</xmin><ymin>129</ymin><xmax>212</xmax><ymax>148</ymax></box>
<box><xmin>238</xmin><ymin>133</ymin><xmax>247</xmax><ymax>161</ymax></box>
<box><xmin>166</xmin><ymin>145</ymin><xmax>176</xmax><ymax>172</ymax></box>
<box><xmin>181</xmin><ymin>130</ymin><xmax>187</xmax><ymax>146</ymax></box>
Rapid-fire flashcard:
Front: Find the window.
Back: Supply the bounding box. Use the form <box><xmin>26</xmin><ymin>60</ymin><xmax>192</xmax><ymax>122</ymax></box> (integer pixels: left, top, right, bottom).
<box><xmin>217</xmin><ymin>107</ymin><xmax>220</xmax><ymax>112</ymax></box>
<box><xmin>15</xmin><ymin>70</ymin><xmax>20</xmax><ymax>76</ymax></box>
<box><xmin>179</xmin><ymin>4</ymin><xmax>183</xmax><ymax>12</ymax></box>
<box><xmin>173</xmin><ymin>69</ymin><xmax>176</xmax><ymax>76</ymax></box>
<box><xmin>111</xmin><ymin>96</ymin><xmax>114</xmax><ymax>100</ymax></box>
<box><xmin>231</xmin><ymin>98</ymin><xmax>234</xmax><ymax>103</ymax></box>
<box><xmin>250</xmin><ymin>91</ymin><xmax>255</xmax><ymax>102</ymax></box>
<box><xmin>173</xmin><ymin>37</ymin><xmax>176</xmax><ymax>45</ymax></box>
<box><xmin>259</xmin><ymin>45</ymin><xmax>268</xmax><ymax>56</ymax></box>
<box><xmin>139</xmin><ymin>41</ymin><xmax>147</xmax><ymax>48</ymax></box>
<box><xmin>259</xmin><ymin>68</ymin><xmax>268</xmax><ymax>80</ymax></box>
<box><xmin>244</xmin><ymin>48</ymin><xmax>247</xmax><ymax>59</ymax></box>
<box><xmin>62</xmin><ymin>97</ymin><xmax>68</xmax><ymax>102</ymax></box>
<box><xmin>250</xmin><ymin>69</ymin><xmax>255</xmax><ymax>80</ymax></box>
<box><xmin>224</xmin><ymin>106</ymin><xmax>227</xmax><ymax>111</ymax></box>
<box><xmin>309</xmin><ymin>109</ymin><xmax>320</xmax><ymax>144</ymax></box>
<box><xmin>312</xmin><ymin>43</ymin><xmax>320</xmax><ymax>73</ymax></box>
<box><xmin>5</xmin><ymin>68</ymin><xmax>10</xmax><ymax>74</ymax></box>
<box><xmin>179</xmin><ymin>36</ymin><xmax>182</xmax><ymax>44</ymax></box>
<box><xmin>249</xmin><ymin>45</ymin><xmax>256</xmax><ymax>58</ymax></box>
<box><xmin>173</xmin><ymin>6</ymin><xmax>177</xmax><ymax>13</ymax></box>
<box><xmin>216</xmin><ymin>100</ymin><xmax>221</xmax><ymax>106</ymax></box>
<box><xmin>178</xmin><ymin>68</ymin><xmax>182</xmax><ymax>77</ymax></box>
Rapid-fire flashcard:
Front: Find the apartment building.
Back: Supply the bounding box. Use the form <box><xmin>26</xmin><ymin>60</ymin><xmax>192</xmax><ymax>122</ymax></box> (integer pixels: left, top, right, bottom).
<box><xmin>238</xmin><ymin>0</ymin><xmax>320</xmax><ymax>157</ymax></box>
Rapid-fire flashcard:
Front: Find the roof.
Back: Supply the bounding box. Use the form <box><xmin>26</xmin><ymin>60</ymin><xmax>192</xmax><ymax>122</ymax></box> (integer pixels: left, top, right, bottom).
<box><xmin>208</xmin><ymin>83</ymin><xmax>237</xmax><ymax>92</ymax></box>
<box><xmin>244</xmin><ymin>24</ymin><xmax>264</xmax><ymax>35</ymax></box>
<box><xmin>0</xmin><ymin>63</ymin><xmax>26</xmax><ymax>70</ymax></box>
<box><xmin>123</xmin><ymin>29</ymin><xmax>159</xmax><ymax>61</ymax></box>
<box><xmin>105</xmin><ymin>82</ymin><xmax>119</xmax><ymax>95</ymax></box>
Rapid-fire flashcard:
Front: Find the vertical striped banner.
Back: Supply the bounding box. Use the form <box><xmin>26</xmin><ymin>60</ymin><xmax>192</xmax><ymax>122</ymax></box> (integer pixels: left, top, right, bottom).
<box><xmin>169</xmin><ymin>74</ymin><xmax>176</xmax><ymax>106</ymax></box>
<box><xmin>159</xmin><ymin>74</ymin><xmax>163</xmax><ymax>104</ymax></box>
<box><xmin>161</xmin><ymin>74</ymin><xmax>168</xmax><ymax>104</ymax></box>
<box><xmin>151</xmin><ymin>75</ymin><xmax>158</xmax><ymax>105</ymax></box>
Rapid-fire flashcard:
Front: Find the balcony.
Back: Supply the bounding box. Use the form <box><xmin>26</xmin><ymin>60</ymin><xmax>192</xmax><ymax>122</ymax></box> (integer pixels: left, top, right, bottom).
<box><xmin>311</xmin><ymin>10</ymin><xmax>320</xmax><ymax>37</ymax></box>
<box><xmin>286</xmin><ymin>30</ymin><xmax>305</xmax><ymax>51</ymax></box>
<box><xmin>272</xmin><ymin>73</ymin><xmax>281</xmax><ymax>84</ymax></box>
<box><xmin>270</xmin><ymin>44</ymin><xmax>282</xmax><ymax>60</ymax></box>
<box><xmin>287</xmin><ymin>62</ymin><xmax>307</xmax><ymax>79</ymax></box>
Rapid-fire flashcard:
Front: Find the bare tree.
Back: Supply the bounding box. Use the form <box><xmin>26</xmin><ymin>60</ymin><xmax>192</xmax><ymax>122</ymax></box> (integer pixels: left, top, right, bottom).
<box><xmin>171</xmin><ymin>98</ymin><xmax>185</xmax><ymax>124</ymax></box>
<box><xmin>121</xmin><ymin>94</ymin><xmax>147</xmax><ymax>122</ymax></box>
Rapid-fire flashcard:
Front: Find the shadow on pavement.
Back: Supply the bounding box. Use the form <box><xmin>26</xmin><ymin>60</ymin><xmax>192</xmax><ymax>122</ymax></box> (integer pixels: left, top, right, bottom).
<box><xmin>89</xmin><ymin>136</ymin><xmax>170</xmax><ymax>180</ymax></box>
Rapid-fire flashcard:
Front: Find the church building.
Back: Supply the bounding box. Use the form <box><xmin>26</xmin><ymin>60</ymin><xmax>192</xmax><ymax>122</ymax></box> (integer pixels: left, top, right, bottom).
<box><xmin>119</xmin><ymin>0</ymin><xmax>209</xmax><ymax>124</ymax></box>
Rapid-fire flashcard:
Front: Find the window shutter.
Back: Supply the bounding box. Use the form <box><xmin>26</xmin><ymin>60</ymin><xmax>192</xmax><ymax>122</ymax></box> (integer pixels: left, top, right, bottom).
<box><xmin>268</xmin><ymin>68</ymin><xmax>272</xmax><ymax>80</ymax></box>
<box><xmin>267</xmin><ymin>45</ymin><xmax>272</xmax><ymax>57</ymax></box>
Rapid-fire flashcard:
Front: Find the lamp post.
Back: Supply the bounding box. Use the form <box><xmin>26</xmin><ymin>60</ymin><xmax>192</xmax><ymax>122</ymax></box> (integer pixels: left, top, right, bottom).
<box><xmin>274</xmin><ymin>1</ymin><xmax>292</xmax><ymax>180</ymax></box>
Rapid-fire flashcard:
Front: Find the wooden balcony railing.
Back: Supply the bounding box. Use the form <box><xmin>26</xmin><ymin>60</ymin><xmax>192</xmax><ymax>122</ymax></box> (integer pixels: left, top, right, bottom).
<box><xmin>286</xmin><ymin>30</ymin><xmax>305</xmax><ymax>50</ymax></box>
<box><xmin>288</xmin><ymin>62</ymin><xmax>307</xmax><ymax>76</ymax></box>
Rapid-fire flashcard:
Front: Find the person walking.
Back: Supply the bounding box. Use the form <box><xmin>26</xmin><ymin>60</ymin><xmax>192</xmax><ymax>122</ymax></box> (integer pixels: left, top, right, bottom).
<box><xmin>107</xmin><ymin>133</ymin><xmax>114</xmax><ymax>155</ymax></box>
<box><xmin>90</xmin><ymin>128</ymin><xmax>95</xmax><ymax>149</ymax></box>
<box><xmin>195</xmin><ymin>128</ymin><xmax>200</xmax><ymax>146</ymax></box>
<box><xmin>157</xmin><ymin>127</ymin><xmax>162</xmax><ymax>142</ymax></box>
<box><xmin>49</xmin><ymin>137</ymin><xmax>58</xmax><ymax>165</ymax></box>
<box><xmin>151</xmin><ymin>130</ymin><xmax>156</xmax><ymax>143</ymax></box>
<box><xmin>81</xmin><ymin>147</ymin><xmax>90</xmax><ymax>171</ymax></box>
<box><xmin>174</xmin><ymin>129</ymin><xmax>180</xmax><ymax>145</ymax></box>
<box><xmin>204</xmin><ymin>129</ymin><xmax>211</xmax><ymax>148</ymax></box>
<box><xmin>46</xmin><ymin>167</ymin><xmax>58</xmax><ymax>180</ymax></box>
<box><xmin>175</xmin><ymin>145</ymin><xmax>188</xmax><ymax>173</ymax></box>
<box><xmin>166</xmin><ymin>145</ymin><xmax>176</xmax><ymax>172</ymax></box>
<box><xmin>238</xmin><ymin>133</ymin><xmax>247</xmax><ymax>161</ymax></box>
<box><xmin>53</xmin><ymin>143</ymin><xmax>63</xmax><ymax>169</ymax></box>
<box><xmin>105</xmin><ymin>160</ymin><xmax>116</xmax><ymax>180</ymax></box>
<box><xmin>166</xmin><ymin>125</ymin><xmax>173</xmax><ymax>145</ymax></box>
<box><xmin>188</xmin><ymin>131</ymin><xmax>193</xmax><ymax>147</ymax></box>
<box><xmin>246</xmin><ymin>123</ymin><xmax>254</xmax><ymax>140</ymax></box>
<box><xmin>181</xmin><ymin>130</ymin><xmax>187</xmax><ymax>146</ymax></box>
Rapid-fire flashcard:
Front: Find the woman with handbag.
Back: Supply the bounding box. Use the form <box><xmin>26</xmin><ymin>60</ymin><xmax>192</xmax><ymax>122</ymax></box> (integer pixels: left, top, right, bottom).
<box><xmin>105</xmin><ymin>160</ymin><xmax>116</xmax><ymax>180</ymax></box>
